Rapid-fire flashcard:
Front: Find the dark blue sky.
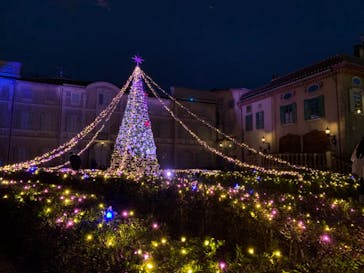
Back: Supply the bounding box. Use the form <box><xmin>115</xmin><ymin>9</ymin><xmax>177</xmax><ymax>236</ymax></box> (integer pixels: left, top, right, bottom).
<box><xmin>1</xmin><ymin>0</ymin><xmax>364</xmax><ymax>90</ymax></box>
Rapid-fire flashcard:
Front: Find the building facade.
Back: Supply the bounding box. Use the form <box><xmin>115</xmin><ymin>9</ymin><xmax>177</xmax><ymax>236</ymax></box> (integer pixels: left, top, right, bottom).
<box><xmin>238</xmin><ymin>50</ymin><xmax>364</xmax><ymax>166</ymax></box>
<box><xmin>0</xmin><ymin>61</ymin><xmax>218</xmax><ymax>169</ymax></box>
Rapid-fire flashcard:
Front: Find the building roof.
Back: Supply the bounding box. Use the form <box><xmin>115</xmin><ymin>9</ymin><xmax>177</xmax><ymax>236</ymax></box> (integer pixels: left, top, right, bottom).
<box><xmin>20</xmin><ymin>76</ymin><xmax>92</xmax><ymax>86</ymax></box>
<box><xmin>240</xmin><ymin>54</ymin><xmax>364</xmax><ymax>102</ymax></box>
<box><xmin>0</xmin><ymin>73</ymin><xmax>92</xmax><ymax>86</ymax></box>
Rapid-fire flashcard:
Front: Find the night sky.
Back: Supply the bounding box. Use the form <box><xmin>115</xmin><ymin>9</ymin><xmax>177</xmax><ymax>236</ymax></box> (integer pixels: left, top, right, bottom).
<box><xmin>1</xmin><ymin>0</ymin><xmax>364</xmax><ymax>90</ymax></box>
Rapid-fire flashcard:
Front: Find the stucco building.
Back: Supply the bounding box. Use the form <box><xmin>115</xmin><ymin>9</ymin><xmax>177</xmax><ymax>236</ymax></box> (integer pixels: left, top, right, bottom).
<box><xmin>238</xmin><ymin>44</ymin><xmax>364</xmax><ymax>170</ymax></box>
<box><xmin>0</xmin><ymin>61</ymin><xmax>218</xmax><ymax>169</ymax></box>
<box><xmin>3</xmin><ymin>40</ymin><xmax>364</xmax><ymax>172</ymax></box>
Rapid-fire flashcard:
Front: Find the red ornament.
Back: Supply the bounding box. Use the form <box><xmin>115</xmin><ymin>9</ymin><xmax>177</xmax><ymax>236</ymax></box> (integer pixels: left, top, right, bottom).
<box><xmin>144</xmin><ymin>120</ymin><xmax>150</xmax><ymax>127</ymax></box>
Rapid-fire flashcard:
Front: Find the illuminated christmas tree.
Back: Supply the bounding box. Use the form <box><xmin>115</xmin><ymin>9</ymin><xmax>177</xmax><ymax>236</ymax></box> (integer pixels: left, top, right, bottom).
<box><xmin>109</xmin><ymin>56</ymin><xmax>160</xmax><ymax>177</ymax></box>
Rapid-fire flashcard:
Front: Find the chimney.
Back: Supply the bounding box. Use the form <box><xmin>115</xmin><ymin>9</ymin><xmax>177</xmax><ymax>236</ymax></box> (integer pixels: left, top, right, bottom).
<box><xmin>353</xmin><ymin>36</ymin><xmax>364</xmax><ymax>59</ymax></box>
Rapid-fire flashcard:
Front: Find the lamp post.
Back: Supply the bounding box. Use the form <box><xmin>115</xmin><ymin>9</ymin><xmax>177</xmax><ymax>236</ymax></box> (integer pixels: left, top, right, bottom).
<box><xmin>325</xmin><ymin>127</ymin><xmax>337</xmax><ymax>146</ymax></box>
<box><xmin>261</xmin><ymin>136</ymin><xmax>271</xmax><ymax>153</ymax></box>
<box><xmin>218</xmin><ymin>138</ymin><xmax>233</xmax><ymax>170</ymax></box>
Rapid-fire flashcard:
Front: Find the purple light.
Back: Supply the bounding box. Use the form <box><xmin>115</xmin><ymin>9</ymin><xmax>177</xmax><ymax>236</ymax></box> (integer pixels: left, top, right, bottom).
<box><xmin>320</xmin><ymin>234</ymin><xmax>331</xmax><ymax>244</ymax></box>
<box><xmin>132</xmin><ymin>55</ymin><xmax>144</xmax><ymax>65</ymax></box>
<box><xmin>165</xmin><ymin>170</ymin><xmax>173</xmax><ymax>178</ymax></box>
<box><xmin>122</xmin><ymin>210</ymin><xmax>129</xmax><ymax>217</ymax></box>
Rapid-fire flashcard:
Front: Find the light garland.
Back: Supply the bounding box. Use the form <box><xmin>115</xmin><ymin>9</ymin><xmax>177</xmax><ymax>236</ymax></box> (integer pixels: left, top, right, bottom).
<box><xmin>108</xmin><ymin>65</ymin><xmax>159</xmax><ymax>177</ymax></box>
<box><xmin>0</xmin><ymin>69</ymin><xmax>135</xmax><ymax>171</ymax></box>
<box><xmin>0</xmin><ymin>164</ymin><xmax>362</xmax><ymax>272</ymax></box>
<box><xmin>141</xmin><ymin>71</ymin><xmax>330</xmax><ymax>174</ymax></box>
<box><xmin>142</xmin><ymin>73</ymin><xmax>301</xmax><ymax>177</ymax></box>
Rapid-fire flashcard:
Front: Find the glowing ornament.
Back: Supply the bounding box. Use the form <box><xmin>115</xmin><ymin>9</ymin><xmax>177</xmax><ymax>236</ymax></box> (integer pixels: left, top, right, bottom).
<box><xmin>28</xmin><ymin>166</ymin><xmax>37</xmax><ymax>174</ymax></box>
<box><xmin>104</xmin><ymin>206</ymin><xmax>115</xmax><ymax>221</ymax></box>
<box><xmin>247</xmin><ymin>247</ymin><xmax>254</xmax><ymax>255</ymax></box>
<box><xmin>219</xmin><ymin>261</ymin><xmax>226</xmax><ymax>270</ymax></box>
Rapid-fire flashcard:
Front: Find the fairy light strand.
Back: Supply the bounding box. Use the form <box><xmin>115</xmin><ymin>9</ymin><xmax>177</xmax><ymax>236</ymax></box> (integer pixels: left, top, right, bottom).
<box><xmin>0</xmin><ymin>69</ymin><xmax>135</xmax><ymax>171</ymax></box>
<box><xmin>141</xmin><ymin>71</ymin><xmax>336</xmax><ymax>175</ymax></box>
<box><xmin>142</xmin><ymin>73</ymin><xmax>300</xmax><ymax>177</ymax></box>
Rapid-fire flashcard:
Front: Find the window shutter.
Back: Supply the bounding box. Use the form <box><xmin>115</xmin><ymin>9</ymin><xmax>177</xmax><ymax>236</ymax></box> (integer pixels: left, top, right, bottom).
<box><xmin>245</xmin><ymin>115</ymin><xmax>252</xmax><ymax>131</ymax></box>
<box><xmin>292</xmin><ymin>103</ymin><xmax>297</xmax><ymax>123</ymax></box>
<box><xmin>349</xmin><ymin>89</ymin><xmax>355</xmax><ymax>112</ymax></box>
<box><xmin>280</xmin><ymin>106</ymin><xmax>285</xmax><ymax>124</ymax></box>
<box><xmin>261</xmin><ymin>111</ymin><xmax>264</xmax><ymax>128</ymax></box>
<box><xmin>318</xmin><ymin>95</ymin><xmax>325</xmax><ymax>117</ymax></box>
<box><xmin>304</xmin><ymin>100</ymin><xmax>310</xmax><ymax>120</ymax></box>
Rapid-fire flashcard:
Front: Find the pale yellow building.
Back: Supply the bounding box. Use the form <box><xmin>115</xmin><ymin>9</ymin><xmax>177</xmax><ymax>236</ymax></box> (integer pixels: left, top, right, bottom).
<box><xmin>238</xmin><ymin>50</ymin><xmax>364</xmax><ymax>170</ymax></box>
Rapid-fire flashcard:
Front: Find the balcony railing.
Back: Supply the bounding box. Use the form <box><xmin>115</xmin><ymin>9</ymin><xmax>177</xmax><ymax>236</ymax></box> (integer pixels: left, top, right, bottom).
<box><xmin>245</xmin><ymin>152</ymin><xmax>352</xmax><ymax>174</ymax></box>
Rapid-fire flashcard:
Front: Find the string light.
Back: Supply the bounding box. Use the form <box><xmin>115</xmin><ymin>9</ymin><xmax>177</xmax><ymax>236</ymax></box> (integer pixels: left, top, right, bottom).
<box><xmin>108</xmin><ymin>66</ymin><xmax>159</xmax><ymax>177</ymax></box>
<box><xmin>0</xmin><ymin>70</ymin><xmax>134</xmax><ymax>171</ymax></box>
<box><xmin>142</xmin><ymin>73</ymin><xmax>301</xmax><ymax>177</ymax></box>
<box><xmin>142</xmin><ymin>70</ymin><xmax>340</xmax><ymax>175</ymax></box>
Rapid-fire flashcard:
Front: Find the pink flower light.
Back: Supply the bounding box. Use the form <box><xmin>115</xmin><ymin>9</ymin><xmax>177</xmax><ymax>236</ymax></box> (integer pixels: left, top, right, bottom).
<box><xmin>320</xmin><ymin>234</ymin><xmax>331</xmax><ymax>244</ymax></box>
<box><xmin>122</xmin><ymin>210</ymin><xmax>129</xmax><ymax>217</ymax></box>
<box><xmin>219</xmin><ymin>261</ymin><xmax>226</xmax><ymax>270</ymax></box>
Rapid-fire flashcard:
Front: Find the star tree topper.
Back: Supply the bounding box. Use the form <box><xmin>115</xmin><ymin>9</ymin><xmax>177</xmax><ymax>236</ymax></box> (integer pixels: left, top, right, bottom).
<box><xmin>132</xmin><ymin>55</ymin><xmax>144</xmax><ymax>66</ymax></box>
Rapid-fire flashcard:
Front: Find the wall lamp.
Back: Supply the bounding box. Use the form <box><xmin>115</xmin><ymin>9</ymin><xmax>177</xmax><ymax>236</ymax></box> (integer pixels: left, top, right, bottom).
<box><xmin>261</xmin><ymin>136</ymin><xmax>271</xmax><ymax>153</ymax></box>
<box><xmin>219</xmin><ymin>139</ymin><xmax>233</xmax><ymax>149</ymax></box>
<box><xmin>325</xmin><ymin>127</ymin><xmax>337</xmax><ymax>146</ymax></box>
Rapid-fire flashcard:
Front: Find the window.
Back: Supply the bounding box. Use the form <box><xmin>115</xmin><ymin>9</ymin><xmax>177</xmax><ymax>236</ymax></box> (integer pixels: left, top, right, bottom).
<box><xmin>0</xmin><ymin>103</ymin><xmax>9</xmax><ymax>127</ymax></box>
<box><xmin>71</xmin><ymin>93</ymin><xmax>81</xmax><ymax>105</ymax></box>
<box><xmin>304</xmin><ymin>95</ymin><xmax>325</xmax><ymax>120</ymax></box>
<box><xmin>352</xmin><ymin>76</ymin><xmax>362</xmax><ymax>86</ymax></box>
<box><xmin>256</xmin><ymin>111</ymin><xmax>264</xmax><ymax>129</ymax></box>
<box><xmin>280</xmin><ymin>103</ymin><xmax>297</xmax><ymax>124</ymax></box>
<box><xmin>65</xmin><ymin>91</ymin><xmax>81</xmax><ymax>106</ymax></box>
<box><xmin>307</xmin><ymin>83</ymin><xmax>320</xmax><ymax>93</ymax></box>
<box><xmin>19</xmin><ymin>111</ymin><xmax>31</xmax><ymax>130</ymax></box>
<box><xmin>98</xmin><ymin>94</ymin><xmax>104</xmax><ymax>105</ymax></box>
<box><xmin>281</xmin><ymin>91</ymin><xmax>294</xmax><ymax>100</ymax></box>
<box><xmin>350</xmin><ymin>88</ymin><xmax>364</xmax><ymax>113</ymax></box>
<box><xmin>0</xmin><ymin>85</ymin><xmax>9</xmax><ymax>100</ymax></box>
<box><xmin>245</xmin><ymin>114</ymin><xmax>253</xmax><ymax>131</ymax></box>
<box><xmin>65</xmin><ymin>113</ymin><xmax>81</xmax><ymax>132</ymax></box>
<box><xmin>98</xmin><ymin>93</ymin><xmax>111</xmax><ymax>105</ymax></box>
<box><xmin>40</xmin><ymin>112</ymin><xmax>57</xmax><ymax>131</ymax></box>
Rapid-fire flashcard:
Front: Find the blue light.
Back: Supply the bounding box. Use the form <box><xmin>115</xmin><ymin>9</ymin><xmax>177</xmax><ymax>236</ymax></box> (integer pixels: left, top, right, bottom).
<box><xmin>188</xmin><ymin>97</ymin><xmax>195</xmax><ymax>102</ymax></box>
<box><xmin>248</xmin><ymin>189</ymin><xmax>254</xmax><ymax>195</ymax></box>
<box><xmin>234</xmin><ymin>183</ymin><xmax>239</xmax><ymax>190</ymax></box>
<box><xmin>104</xmin><ymin>207</ymin><xmax>115</xmax><ymax>221</ymax></box>
<box><xmin>256</xmin><ymin>176</ymin><xmax>262</xmax><ymax>182</ymax></box>
<box><xmin>28</xmin><ymin>166</ymin><xmax>37</xmax><ymax>174</ymax></box>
